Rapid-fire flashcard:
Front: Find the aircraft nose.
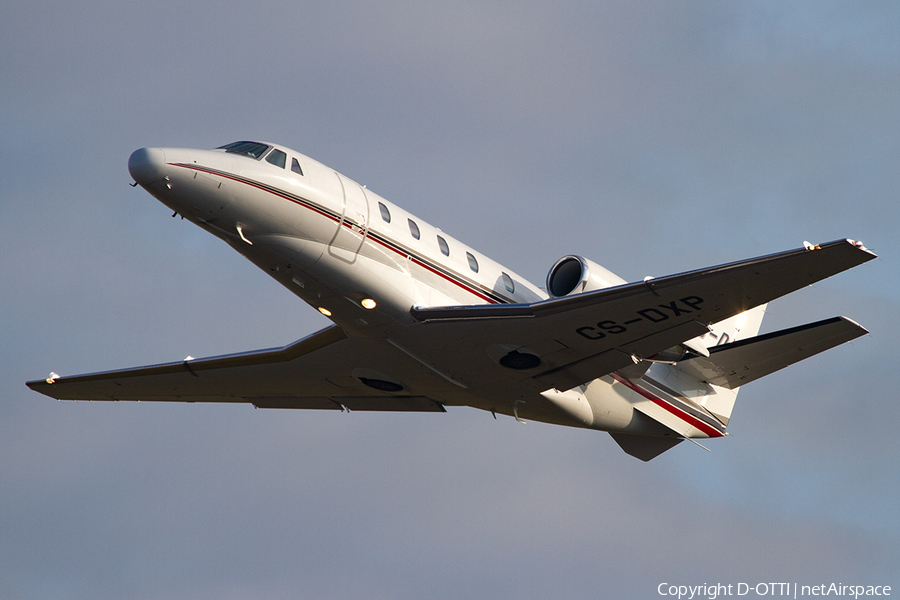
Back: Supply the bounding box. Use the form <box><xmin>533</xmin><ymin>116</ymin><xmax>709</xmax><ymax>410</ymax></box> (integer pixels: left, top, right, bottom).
<box><xmin>128</xmin><ymin>147</ymin><xmax>167</xmax><ymax>185</ymax></box>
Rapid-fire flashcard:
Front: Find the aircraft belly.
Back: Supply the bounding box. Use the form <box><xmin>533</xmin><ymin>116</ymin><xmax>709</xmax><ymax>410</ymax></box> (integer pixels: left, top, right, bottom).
<box><xmin>311</xmin><ymin>254</ymin><xmax>417</xmax><ymax>324</ymax></box>
<box><xmin>407</xmin><ymin>259</ymin><xmax>477</xmax><ymax>307</ymax></box>
<box><xmin>248</xmin><ymin>234</ymin><xmax>324</xmax><ymax>271</ymax></box>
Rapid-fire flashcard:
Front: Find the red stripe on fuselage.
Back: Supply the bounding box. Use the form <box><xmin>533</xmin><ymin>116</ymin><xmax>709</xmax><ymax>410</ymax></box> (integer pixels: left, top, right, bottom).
<box><xmin>363</xmin><ymin>233</ymin><xmax>498</xmax><ymax>304</ymax></box>
<box><xmin>610</xmin><ymin>373</ymin><xmax>724</xmax><ymax>438</ymax></box>
<box><xmin>171</xmin><ymin>163</ymin><xmax>502</xmax><ymax>305</ymax></box>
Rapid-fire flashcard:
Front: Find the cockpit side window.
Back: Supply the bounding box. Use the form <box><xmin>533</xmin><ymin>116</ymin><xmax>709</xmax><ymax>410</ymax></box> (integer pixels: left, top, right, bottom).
<box><xmin>266</xmin><ymin>149</ymin><xmax>287</xmax><ymax>168</ymax></box>
<box><xmin>217</xmin><ymin>141</ymin><xmax>270</xmax><ymax>159</ymax></box>
<box><xmin>291</xmin><ymin>157</ymin><xmax>304</xmax><ymax>176</ymax></box>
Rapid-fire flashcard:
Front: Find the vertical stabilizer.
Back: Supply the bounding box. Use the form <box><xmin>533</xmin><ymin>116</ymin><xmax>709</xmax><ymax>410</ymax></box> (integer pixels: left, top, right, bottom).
<box><xmin>645</xmin><ymin>304</ymin><xmax>767</xmax><ymax>426</ymax></box>
<box><xmin>701</xmin><ymin>303</ymin><xmax>768</xmax><ymax>349</ymax></box>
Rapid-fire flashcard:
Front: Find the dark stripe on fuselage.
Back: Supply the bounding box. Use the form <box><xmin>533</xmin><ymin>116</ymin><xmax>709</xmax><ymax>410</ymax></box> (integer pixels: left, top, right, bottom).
<box><xmin>171</xmin><ymin>162</ymin><xmax>511</xmax><ymax>305</ymax></box>
<box><xmin>641</xmin><ymin>375</ymin><xmax>729</xmax><ymax>428</ymax></box>
<box><xmin>639</xmin><ymin>375</ymin><xmax>728</xmax><ymax>433</ymax></box>
<box><xmin>610</xmin><ymin>373</ymin><xmax>726</xmax><ymax>438</ymax></box>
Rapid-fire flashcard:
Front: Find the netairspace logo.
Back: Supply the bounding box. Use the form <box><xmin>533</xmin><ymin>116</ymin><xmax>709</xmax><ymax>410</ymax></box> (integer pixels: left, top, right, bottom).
<box><xmin>657</xmin><ymin>583</ymin><xmax>892</xmax><ymax>600</ymax></box>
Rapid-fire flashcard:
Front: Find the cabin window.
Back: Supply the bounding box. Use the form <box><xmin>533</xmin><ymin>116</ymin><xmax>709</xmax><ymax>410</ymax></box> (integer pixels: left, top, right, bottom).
<box><xmin>291</xmin><ymin>157</ymin><xmax>304</xmax><ymax>176</ymax></box>
<box><xmin>265</xmin><ymin>149</ymin><xmax>287</xmax><ymax>168</ymax></box>
<box><xmin>408</xmin><ymin>219</ymin><xmax>420</xmax><ymax>240</ymax></box>
<box><xmin>437</xmin><ymin>235</ymin><xmax>450</xmax><ymax>256</ymax></box>
<box><xmin>501</xmin><ymin>272</ymin><xmax>515</xmax><ymax>293</ymax></box>
<box><xmin>217</xmin><ymin>141</ymin><xmax>270</xmax><ymax>159</ymax></box>
<box><xmin>378</xmin><ymin>202</ymin><xmax>391</xmax><ymax>223</ymax></box>
<box><xmin>466</xmin><ymin>252</ymin><xmax>479</xmax><ymax>273</ymax></box>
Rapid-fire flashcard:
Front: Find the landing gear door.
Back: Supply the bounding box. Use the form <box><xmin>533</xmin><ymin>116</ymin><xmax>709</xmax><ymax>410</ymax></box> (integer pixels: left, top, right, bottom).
<box><xmin>329</xmin><ymin>172</ymin><xmax>370</xmax><ymax>262</ymax></box>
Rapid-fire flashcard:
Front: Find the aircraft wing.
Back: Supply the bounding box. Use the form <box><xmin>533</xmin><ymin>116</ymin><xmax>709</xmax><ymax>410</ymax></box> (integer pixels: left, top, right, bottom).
<box><xmin>26</xmin><ymin>326</ymin><xmax>448</xmax><ymax>412</ymax></box>
<box><xmin>408</xmin><ymin>239</ymin><xmax>875</xmax><ymax>392</ymax></box>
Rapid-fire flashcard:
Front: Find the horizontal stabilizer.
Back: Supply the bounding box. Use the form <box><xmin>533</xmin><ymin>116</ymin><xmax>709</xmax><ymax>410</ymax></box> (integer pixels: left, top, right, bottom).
<box><xmin>675</xmin><ymin>316</ymin><xmax>867</xmax><ymax>389</ymax></box>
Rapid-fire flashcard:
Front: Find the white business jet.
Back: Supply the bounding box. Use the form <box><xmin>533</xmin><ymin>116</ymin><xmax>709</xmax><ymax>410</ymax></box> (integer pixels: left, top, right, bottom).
<box><xmin>27</xmin><ymin>141</ymin><xmax>876</xmax><ymax>460</ymax></box>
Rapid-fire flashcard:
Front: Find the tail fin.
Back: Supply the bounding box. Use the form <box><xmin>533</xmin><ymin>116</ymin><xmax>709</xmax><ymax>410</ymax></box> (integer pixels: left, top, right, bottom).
<box><xmin>699</xmin><ymin>303</ymin><xmax>768</xmax><ymax>349</ymax></box>
<box><xmin>659</xmin><ymin>308</ymin><xmax>868</xmax><ymax>427</ymax></box>
<box><xmin>673</xmin><ymin>304</ymin><xmax>767</xmax><ymax>425</ymax></box>
<box><xmin>613</xmin><ymin>307</ymin><xmax>868</xmax><ymax>460</ymax></box>
<box><xmin>650</xmin><ymin>304</ymin><xmax>768</xmax><ymax>426</ymax></box>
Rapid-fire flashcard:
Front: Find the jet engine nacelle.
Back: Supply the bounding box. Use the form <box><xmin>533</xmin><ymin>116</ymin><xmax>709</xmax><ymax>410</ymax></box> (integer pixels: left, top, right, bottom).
<box><xmin>546</xmin><ymin>255</ymin><xmax>627</xmax><ymax>298</ymax></box>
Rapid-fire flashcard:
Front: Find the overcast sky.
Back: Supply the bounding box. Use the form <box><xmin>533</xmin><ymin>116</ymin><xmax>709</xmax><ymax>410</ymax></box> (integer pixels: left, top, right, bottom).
<box><xmin>2</xmin><ymin>2</ymin><xmax>898</xmax><ymax>599</ymax></box>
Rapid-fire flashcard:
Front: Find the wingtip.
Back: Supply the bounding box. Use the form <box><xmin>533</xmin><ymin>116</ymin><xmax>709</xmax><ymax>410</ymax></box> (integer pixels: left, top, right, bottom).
<box><xmin>26</xmin><ymin>372</ymin><xmax>60</xmax><ymax>390</ymax></box>
<box><xmin>25</xmin><ymin>378</ymin><xmax>57</xmax><ymax>398</ymax></box>
<box><xmin>844</xmin><ymin>238</ymin><xmax>877</xmax><ymax>259</ymax></box>
<box><xmin>810</xmin><ymin>238</ymin><xmax>878</xmax><ymax>266</ymax></box>
<box><xmin>835</xmin><ymin>315</ymin><xmax>870</xmax><ymax>337</ymax></box>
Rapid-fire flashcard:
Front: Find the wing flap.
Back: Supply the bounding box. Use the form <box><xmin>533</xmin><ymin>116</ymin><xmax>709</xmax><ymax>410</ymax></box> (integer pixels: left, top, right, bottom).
<box><xmin>251</xmin><ymin>395</ymin><xmax>446</xmax><ymax>412</ymax></box>
<box><xmin>675</xmin><ymin>316</ymin><xmax>868</xmax><ymax>389</ymax></box>
<box><xmin>534</xmin><ymin>321</ymin><xmax>712</xmax><ymax>390</ymax></box>
<box><xmin>535</xmin><ymin>349</ymin><xmax>633</xmax><ymax>391</ymax></box>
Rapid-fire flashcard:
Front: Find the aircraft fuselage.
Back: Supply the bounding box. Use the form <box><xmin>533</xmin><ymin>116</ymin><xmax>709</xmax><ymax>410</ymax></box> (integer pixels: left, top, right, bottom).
<box><xmin>129</xmin><ymin>144</ymin><xmax>544</xmax><ymax>336</ymax></box>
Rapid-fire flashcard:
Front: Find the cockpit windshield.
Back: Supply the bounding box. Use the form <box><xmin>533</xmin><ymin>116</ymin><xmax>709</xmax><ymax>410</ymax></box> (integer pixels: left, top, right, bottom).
<box><xmin>216</xmin><ymin>141</ymin><xmax>271</xmax><ymax>159</ymax></box>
